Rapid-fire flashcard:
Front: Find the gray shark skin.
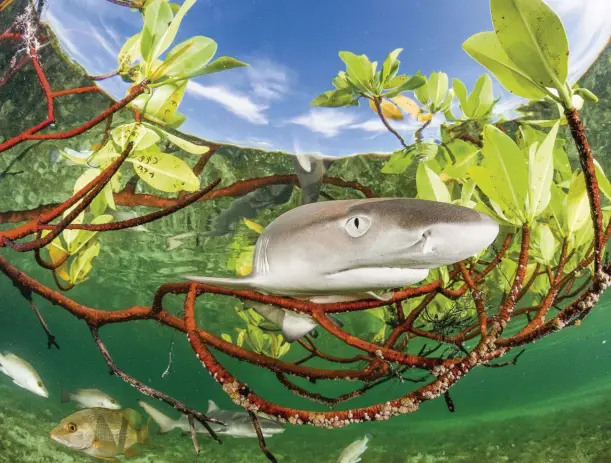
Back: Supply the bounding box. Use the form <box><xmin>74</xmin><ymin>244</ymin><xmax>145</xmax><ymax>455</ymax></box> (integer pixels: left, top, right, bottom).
<box><xmin>138</xmin><ymin>400</ymin><xmax>284</xmax><ymax>439</ymax></box>
<box><xmin>206</xmin><ymin>184</ymin><xmax>294</xmax><ymax>237</ymax></box>
<box><xmin>201</xmin><ymin>400</ymin><xmax>285</xmax><ymax>438</ymax></box>
<box><xmin>293</xmin><ymin>153</ymin><xmax>334</xmax><ymax>205</ymax></box>
<box><xmin>184</xmin><ymin>197</ymin><xmax>499</xmax><ymax>297</ymax></box>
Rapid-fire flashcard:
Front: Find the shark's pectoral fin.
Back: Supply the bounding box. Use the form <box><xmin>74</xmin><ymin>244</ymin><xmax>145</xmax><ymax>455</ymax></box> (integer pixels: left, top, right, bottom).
<box><xmin>248</xmin><ymin>302</ymin><xmax>318</xmax><ymax>343</ymax></box>
<box><xmin>364</xmin><ymin>291</ymin><xmax>394</xmax><ymax>301</ymax></box>
<box><xmin>281</xmin><ymin>310</ymin><xmax>318</xmax><ymax>342</ymax></box>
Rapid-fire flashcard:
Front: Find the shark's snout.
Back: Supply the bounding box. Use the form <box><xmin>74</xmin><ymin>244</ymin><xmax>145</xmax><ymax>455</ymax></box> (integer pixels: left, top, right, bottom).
<box><xmin>415</xmin><ymin>211</ymin><xmax>499</xmax><ymax>268</ymax></box>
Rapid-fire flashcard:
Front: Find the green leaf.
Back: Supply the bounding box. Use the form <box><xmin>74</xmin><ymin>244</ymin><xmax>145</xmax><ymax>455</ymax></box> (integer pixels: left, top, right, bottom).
<box><xmin>381</xmin><ymin>48</ymin><xmax>402</xmax><ymax>84</ymax></box>
<box><xmin>463</xmin><ymin>32</ymin><xmax>546</xmax><ymax>99</ymax></box>
<box><xmin>442</xmin><ymin>140</ymin><xmax>480</xmax><ymax>179</ymax></box>
<box><xmin>527</xmin><ymin>122</ymin><xmax>558</xmax><ymax>221</ymax></box>
<box><xmin>574</xmin><ymin>88</ymin><xmax>598</xmax><ymax>103</ymax></box>
<box><xmin>469</xmin><ymin>166</ymin><xmax>519</xmax><ymax>225</ymax></box>
<box><xmin>111</xmin><ymin>123</ymin><xmax>160</xmax><ymax>152</ymax></box>
<box><xmin>69</xmin><ymin>242</ymin><xmax>100</xmax><ymax>284</ymax></box>
<box><xmin>477</xmin><ymin>125</ymin><xmax>528</xmax><ymax>223</ymax></box>
<box><xmin>150</xmin><ymin>0</ymin><xmax>197</xmax><ymax>65</ymax></box>
<box><xmin>69</xmin><ymin>214</ymin><xmax>114</xmax><ymax>256</ymax></box>
<box><xmin>338</xmin><ymin>51</ymin><xmax>374</xmax><ymax>93</ymax></box>
<box><xmin>131</xmin><ymin>82</ymin><xmax>187</xmax><ymax>125</ymax></box>
<box><xmin>566</xmin><ymin>172</ymin><xmax>590</xmax><ymax>234</ymax></box>
<box><xmin>221</xmin><ymin>333</ymin><xmax>232</xmax><ymax>344</ymax></box>
<box><xmin>58</xmin><ymin>148</ymin><xmax>93</xmax><ymax>166</ymax></box>
<box><xmin>535</xmin><ymin>223</ymin><xmax>555</xmax><ymax>264</ymax></box>
<box><xmin>452</xmin><ymin>78</ymin><xmax>469</xmax><ymax>116</ymax></box>
<box><xmin>157</xmin><ymin>36</ymin><xmax>218</xmax><ymax>79</ymax></box>
<box><xmin>594</xmin><ymin>160</ymin><xmax>611</xmax><ymax>201</ymax></box>
<box><xmin>145</xmin><ymin>123</ymin><xmax>211</xmax><ymax>155</ymax></box>
<box><xmin>311</xmin><ymin>89</ymin><xmax>355</xmax><ymax>107</ymax></box>
<box><xmin>383</xmin><ymin>74</ymin><xmax>426</xmax><ymax>98</ymax></box>
<box><xmin>236</xmin><ymin>329</ymin><xmax>246</xmax><ymax>347</ymax></box>
<box><xmin>118</xmin><ymin>33</ymin><xmax>142</xmax><ymax>71</ymax></box>
<box><xmin>194</xmin><ymin>56</ymin><xmax>248</xmax><ymax>78</ymax></box>
<box><xmin>542</xmin><ymin>183</ymin><xmax>567</xmax><ymax>238</ymax></box>
<box><xmin>414</xmin><ymin>75</ymin><xmax>429</xmax><ymax>105</ymax></box>
<box><xmin>417</xmin><ymin>162</ymin><xmax>451</xmax><ymax>203</ymax></box>
<box><xmin>428</xmin><ymin>72</ymin><xmax>449</xmax><ymax>109</ymax></box>
<box><xmin>381</xmin><ymin>148</ymin><xmax>414</xmax><ymax>174</ymax></box>
<box><xmin>460</xmin><ymin>178</ymin><xmax>477</xmax><ymax>206</ymax></box>
<box><xmin>468</xmin><ymin>74</ymin><xmax>495</xmax><ymax>119</ymax></box>
<box><xmin>140</xmin><ymin>0</ymin><xmax>173</xmax><ymax>64</ymax></box>
<box><xmin>491</xmin><ymin>0</ymin><xmax>569</xmax><ymax>88</ymax></box>
<box><xmin>128</xmin><ymin>146</ymin><xmax>200</xmax><ymax>193</ymax></box>
<box><xmin>383</xmin><ymin>74</ymin><xmax>409</xmax><ymax>90</ymax></box>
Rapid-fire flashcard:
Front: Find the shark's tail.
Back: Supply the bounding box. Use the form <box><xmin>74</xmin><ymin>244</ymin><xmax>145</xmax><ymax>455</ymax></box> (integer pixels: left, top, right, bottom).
<box><xmin>138</xmin><ymin>401</ymin><xmax>179</xmax><ymax>434</ymax></box>
<box><xmin>181</xmin><ymin>275</ymin><xmax>258</xmax><ymax>290</ymax></box>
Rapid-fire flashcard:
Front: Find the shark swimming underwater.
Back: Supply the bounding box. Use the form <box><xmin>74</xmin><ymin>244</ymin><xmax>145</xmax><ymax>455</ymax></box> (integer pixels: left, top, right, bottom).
<box><xmin>138</xmin><ymin>400</ymin><xmax>285</xmax><ymax>438</ymax></box>
<box><xmin>183</xmin><ymin>198</ymin><xmax>499</xmax><ymax>340</ymax></box>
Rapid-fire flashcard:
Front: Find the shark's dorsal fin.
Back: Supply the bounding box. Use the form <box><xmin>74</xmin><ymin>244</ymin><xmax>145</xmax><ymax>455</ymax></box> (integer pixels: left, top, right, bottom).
<box><xmin>207</xmin><ymin>400</ymin><xmax>220</xmax><ymax>414</ymax></box>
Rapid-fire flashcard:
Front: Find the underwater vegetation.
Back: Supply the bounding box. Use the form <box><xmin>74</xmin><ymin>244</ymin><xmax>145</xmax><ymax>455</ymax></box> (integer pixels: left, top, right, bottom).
<box><xmin>0</xmin><ymin>0</ymin><xmax>610</xmax><ymax>461</ymax></box>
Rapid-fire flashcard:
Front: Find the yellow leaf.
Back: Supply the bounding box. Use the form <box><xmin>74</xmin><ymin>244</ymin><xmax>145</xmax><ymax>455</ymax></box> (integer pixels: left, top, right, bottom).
<box><xmin>243</xmin><ymin>218</ymin><xmax>264</xmax><ymax>234</ymax></box>
<box><xmin>48</xmin><ymin>246</ymin><xmax>70</xmax><ymax>281</ymax></box>
<box><xmin>391</xmin><ymin>95</ymin><xmax>421</xmax><ymax>118</ymax></box>
<box><xmin>129</xmin><ymin>147</ymin><xmax>200</xmax><ymax>193</ymax></box>
<box><xmin>417</xmin><ymin>113</ymin><xmax>433</xmax><ymax>122</ymax></box>
<box><xmin>368</xmin><ymin>99</ymin><xmax>404</xmax><ymax>120</ymax></box>
<box><xmin>237</xmin><ymin>264</ymin><xmax>252</xmax><ymax>276</ymax></box>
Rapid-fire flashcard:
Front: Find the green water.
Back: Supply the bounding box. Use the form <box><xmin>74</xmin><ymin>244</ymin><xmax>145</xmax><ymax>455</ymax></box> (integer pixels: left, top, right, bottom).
<box><xmin>1</xmin><ymin>257</ymin><xmax>611</xmax><ymax>463</ymax></box>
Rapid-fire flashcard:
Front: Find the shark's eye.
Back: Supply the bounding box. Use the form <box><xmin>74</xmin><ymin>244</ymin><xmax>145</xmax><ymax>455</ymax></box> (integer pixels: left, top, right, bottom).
<box><xmin>67</xmin><ymin>423</ymin><xmax>77</xmax><ymax>433</ymax></box>
<box><xmin>344</xmin><ymin>216</ymin><xmax>371</xmax><ymax>238</ymax></box>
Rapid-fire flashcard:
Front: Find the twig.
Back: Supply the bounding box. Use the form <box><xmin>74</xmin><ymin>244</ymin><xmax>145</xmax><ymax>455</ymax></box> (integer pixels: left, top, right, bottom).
<box><xmin>372</xmin><ymin>96</ymin><xmax>409</xmax><ymax>150</ymax></box>
<box><xmin>248</xmin><ymin>411</ymin><xmax>278</xmax><ymax>463</ymax></box>
<box><xmin>162</xmin><ymin>333</ymin><xmax>175</xmax><ymax>378</ymax></box>
<box><xmin>443</xmin><ymin>391</ymin><xmax>455</xmax><ymax>412</ymax></box>
<box><xmin>90</xmin><ymin>326</ymin><xmax>225</xmax><ymax>443</ymax></box>
<box><xmin>187</xmin><ymin>415</ymin><xmax>200</xmax><ymax>455</ymax></box>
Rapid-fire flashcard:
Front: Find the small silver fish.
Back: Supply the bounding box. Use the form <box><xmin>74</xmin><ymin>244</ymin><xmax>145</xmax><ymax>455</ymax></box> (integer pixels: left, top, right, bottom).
<box><xmin>337</xmin><ymin>434</ymin><xmax>372</xmax><ymax>463</ymax></box>
<box><xmin>0</xmin><ymin>352</ymin><xmax>48</xmax><ymax>398</ymax></box>
<box><xmin>61</xmin><ymin>388</ymin><xmax>121</xmax><ymax>410</ymax></box>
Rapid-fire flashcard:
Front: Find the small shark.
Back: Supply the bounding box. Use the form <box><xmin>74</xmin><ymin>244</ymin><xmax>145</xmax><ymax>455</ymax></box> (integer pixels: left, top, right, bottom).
<box><xmin>292</xmin><ymin>152</ymin><xmax>334</xmax><ymax>205</ymax></box>
<box><xmin>184</xmin><ymin>198</ymin><xmax>499</xmax><ymax>340</ymax></box>
<box><xmin>206</xmin><ymin>184</ymin><xmax>294</xmax><ymax>237</ymax></box>
<box><xmin>138</xmin><ymin>400</ymin><xmax>285</xmax><ymax>439</ymax></box>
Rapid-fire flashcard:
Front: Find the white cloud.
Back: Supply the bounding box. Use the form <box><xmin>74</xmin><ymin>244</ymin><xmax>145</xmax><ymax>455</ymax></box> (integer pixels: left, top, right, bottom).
<box><xmin>288</xmin><ymin>109</ymin><xmax>358</xmax><ymax>137</ymax></box>
<box><xmin>44</xmin><ymin>11</ymin><xmax>90</xmax><ymax>66</ymax></box>
<box><xmin>187</xmin><ymin>82</ymin><xmax>269</xmax><ymax>125</ymax></box>
<box><xmin>247</xmin><ymin>58</ymin><xmax>290</xmax><ymax>102</ymax></box>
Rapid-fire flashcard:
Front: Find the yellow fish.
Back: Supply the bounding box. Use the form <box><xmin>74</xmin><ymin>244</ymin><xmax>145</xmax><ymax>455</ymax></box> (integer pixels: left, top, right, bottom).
<box><xmin>50</xmin><ymin>408</ymin><xmax>150</xmax><ymax>461</ymax></box>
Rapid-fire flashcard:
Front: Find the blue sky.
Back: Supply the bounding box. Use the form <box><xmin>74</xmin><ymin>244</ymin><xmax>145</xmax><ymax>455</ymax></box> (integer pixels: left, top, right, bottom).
<box><xmin>44</xmin><ymin>0</ymin><xmax>611</xmax><ymax>157</ymax></box>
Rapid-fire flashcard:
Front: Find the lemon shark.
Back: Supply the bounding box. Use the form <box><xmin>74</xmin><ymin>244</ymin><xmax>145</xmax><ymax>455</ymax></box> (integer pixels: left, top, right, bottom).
<box><xmin>138</xmin><ymin>400</ymin><xmax>285</xmax><ymax>438</ymax></box>
<box><xmin>183</xmin><ymin>198</ymin><xmax>499</xmax><ymax>341</ymax></box>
